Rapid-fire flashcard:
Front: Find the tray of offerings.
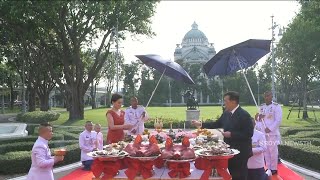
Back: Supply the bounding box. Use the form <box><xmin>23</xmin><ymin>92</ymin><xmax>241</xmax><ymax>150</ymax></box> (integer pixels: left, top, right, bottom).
<box><xmin>128</xmin><ymin>154</ymin><xmax>161</xmax><ymax>161</ymax></box>
<box><xmin>195</xmin><ymin>141</ymin><xmax>239</xmax><ymax>160</ymax></box>
<box><xmin>161</xmin><ymin>136</ymin><xmax>197</xmax><ymax>163</ymax></box>
<box><xmin>125</xmin><ymin>135</ymin><xmax>162</xmax><ymax>161</ymax></box>
<box><xmin>88</xmin><ymin>150</ymin><xmax>128</xmax><ymax>161</ymax></box>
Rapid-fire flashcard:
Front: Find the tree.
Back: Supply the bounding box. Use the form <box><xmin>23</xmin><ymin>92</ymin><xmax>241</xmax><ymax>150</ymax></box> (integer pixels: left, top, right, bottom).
<box><xmin>0</xmin><ymin>0</ymin><xmax>158</xmax><ymax>120</ymax></box>
<box><xmin>123</xmin><ymin>60</ymin><xmax>141</xmax><ymax>105</ymax></box>
<box><xmin>276</xmin><ymin>9</ymin><xmax>320</xmax><ymax>119</ymax></box>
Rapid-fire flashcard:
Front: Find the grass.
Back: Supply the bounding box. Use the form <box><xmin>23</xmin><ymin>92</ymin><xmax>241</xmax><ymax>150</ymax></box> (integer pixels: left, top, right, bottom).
<box><xmin>52</xmin><ymin>106</ymin><xmax>320</xmax><ymax>127</ymax></box>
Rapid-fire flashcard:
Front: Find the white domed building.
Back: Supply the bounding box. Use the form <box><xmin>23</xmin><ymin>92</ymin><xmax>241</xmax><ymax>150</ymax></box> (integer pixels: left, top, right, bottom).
<box><xmin>174</xmin><ymin>22</ymin><xmax>216</xmax><ymax>64</ymax></box>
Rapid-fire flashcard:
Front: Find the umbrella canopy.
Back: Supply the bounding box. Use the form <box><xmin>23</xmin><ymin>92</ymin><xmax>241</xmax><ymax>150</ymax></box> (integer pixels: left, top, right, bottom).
<box><xmin>203</xmin><ymin>39</ymin><xmax>271</xmax><ymax>77</ymax></box>
<box><xmin>136</xmin><ymin>54</ymin><xmax>195</xmax><ymax>85</ymax></box>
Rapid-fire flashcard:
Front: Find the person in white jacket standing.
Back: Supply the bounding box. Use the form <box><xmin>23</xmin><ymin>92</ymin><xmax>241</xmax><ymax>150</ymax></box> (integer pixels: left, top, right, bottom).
<box><xmin>27</xmin><ymin>122</ymin><xmax>64</xmax><ymax>180</ymax></box>
<box><xmin>79</xmin><ymin>121</ymin><xmax>96</xmax><ymax>170</ymax></box>
<box><xmin>125</xmin><ymin>97</ymin><xmax>149</xmax><ymax>135</ymax></box>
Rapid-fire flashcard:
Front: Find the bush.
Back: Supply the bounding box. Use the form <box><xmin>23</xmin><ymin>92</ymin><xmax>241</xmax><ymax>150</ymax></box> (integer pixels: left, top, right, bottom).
<box><xmin>0</xmin><ymin>133</ymin><xmax>64</xmax><ymax>145</ymax></box>
<box><xmin>26</xmin><ymin>124</ymin><xmax>39</xmax><ymax>135</ymax></box>
<box><xmin>144</xmin><ymin>118</ymin><xmax>213</xmax><ymax>129</ymax></box>
<box><xmin>288</xmin><ymin>131</ymin><xmax>320</xmax><ymax>138</ymax></box>
<box><xmin>279</xmin><ymin>143</ymin><xmax>320</xmax><ymax>171</ymax></box>
<box><xmin>56</xmin><ymin>131</ymin><xmax>79</xmax><ymax>140</ymax></box>
<box><xmin>0</xmin><ymin>140</ymin><xmax>78</xmax><ymax>154</ymax></box>
<box><xmin>0</xmin><ymin>143</ymin><xmax>81</xmax><ymax>174</ymax></box>
<box><xmin>17</xmin><ymin>111</ymin><xmax>60</xmax><ymax>123</ymax></box>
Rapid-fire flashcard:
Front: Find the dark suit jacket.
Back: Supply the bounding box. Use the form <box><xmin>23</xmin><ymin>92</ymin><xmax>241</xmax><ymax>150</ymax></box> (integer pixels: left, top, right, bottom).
<box><xmin>203</xmin><ymin>106</ymin><xmax>254</xmax><ymax>158</ymax></box>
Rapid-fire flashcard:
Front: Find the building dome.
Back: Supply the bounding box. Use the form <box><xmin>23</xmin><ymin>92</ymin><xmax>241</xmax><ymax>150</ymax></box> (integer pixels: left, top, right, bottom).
<box><xmin>174</xmin><ymin>21</ymin><xmax>216</xmax><ymax>64</ymax></box>
<box><xmin>182</xmin><ymin>22</ymin><xmax>209</xmax><ymax>46</ymax></box>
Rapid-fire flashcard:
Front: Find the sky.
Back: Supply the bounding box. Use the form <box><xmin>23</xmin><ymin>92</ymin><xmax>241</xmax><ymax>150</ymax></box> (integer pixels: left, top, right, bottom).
<box><xmin>103</xmin><ymin>1</ymin><xmax>301</xmax><ymax>89</ymax></box>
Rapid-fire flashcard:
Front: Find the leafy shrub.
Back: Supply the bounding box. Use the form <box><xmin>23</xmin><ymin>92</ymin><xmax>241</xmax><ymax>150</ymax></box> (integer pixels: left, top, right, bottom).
<box><xmin>279</xmin><ymin>143</ymin><xmax>320</xmax><ymax>171</ymax></box>
<box><xmin>0</xmin><ymin>134</ymin><xmax>64</xmax><ymax>145</ymax></box>
<box><xmin>55</xmin><ymin>131</ymin><xmax>79</xmax><ymax>140</ymax></box>
<box><xmin>17</xmin><ymin>111</ymin><xmax>60</xmax><ymax>123</ymax></box>
<box><xmin>144</xmin><ymin>118</ymin><xmax>213</xmax><ymax>129</ymax></box>
<box><xmin>0</xmin><ymin>143</ymin><xmax>81</xmax><ymax>174</ymax></box>
<box><xmin>0</xmin><ymin>140</ymin><xmax>78</xmax><ymax>154</ymax></box>
<box><xmin>281</xmin><ymin>127</ymin><xmax>320</xmax><ymax>137</ymax></box>
<box><xmin>288</xmin><ymin>131</ymin><xmax>320</xmax><ymax>138</ymax></box>
<box><xmin>26</xmin><ymin>124</ymin><xmax>39</xmax><ymax>135</ymax></box>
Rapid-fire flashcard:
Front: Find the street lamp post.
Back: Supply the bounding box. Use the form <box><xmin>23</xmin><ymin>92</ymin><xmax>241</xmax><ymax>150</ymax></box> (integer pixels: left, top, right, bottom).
<box><xmin>270</xmin><ymin>15</ymin><xmax>284</xmax><ymax>102</ymax></box>
<box><xmin>21</xmin><ymin>58</ymin><xmax>26</xmax><ymax>113</ymax></box>
<box><xmin>257</xmin><ymin>77</ymin><xmax>260</xmax><ymax>105</ymax></box>
<box><xmin>169</xmin><ymin>80</ymin><xmax>172</xmax><ymax>107</ymax></box>
<box><xmin>270</xmin><ymin>15</ymin><xmax>277</xmax><ymax>102</ymax></box>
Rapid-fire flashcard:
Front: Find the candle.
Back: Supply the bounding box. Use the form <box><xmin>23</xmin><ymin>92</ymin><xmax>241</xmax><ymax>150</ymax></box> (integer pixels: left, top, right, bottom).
<box><xmin>183</xmin><ymin>122</ymin><xmax>185</xmax><ymax>130</ymax></box>
<box><xmin>170</xmin><ymin>122</ymin><xmax>172</xmax><ymax>130</ymax></box>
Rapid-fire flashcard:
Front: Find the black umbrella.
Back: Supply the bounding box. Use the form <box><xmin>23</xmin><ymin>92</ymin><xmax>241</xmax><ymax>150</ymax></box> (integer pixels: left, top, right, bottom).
<box><xmin>136</xmin><ymin>54</ymin><xmax>195</xmax><ymax>107</ymax></box>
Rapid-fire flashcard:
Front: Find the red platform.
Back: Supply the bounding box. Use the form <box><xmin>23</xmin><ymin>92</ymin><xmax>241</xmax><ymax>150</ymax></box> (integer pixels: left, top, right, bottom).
<box><xmin>60</xmin><ymin>163</ymin><xmax>303</xmax><ymax>180</ymax></box>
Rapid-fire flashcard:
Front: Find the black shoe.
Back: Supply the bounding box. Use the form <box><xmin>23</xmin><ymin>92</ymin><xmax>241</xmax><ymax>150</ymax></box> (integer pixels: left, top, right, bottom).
<box><xmin>82</xmin><ymin>167</ymin><xmax>91</xmax><ymax>171</ymax></box>
<box><xmin>278</xmin><ymin>158</ymin><xmax>282</xmax><ymax>164</ymax></box>
<box><xmin>271</xmin><ymin>170</ymin><xmax>278</xmax><ymax>175</ymax></box>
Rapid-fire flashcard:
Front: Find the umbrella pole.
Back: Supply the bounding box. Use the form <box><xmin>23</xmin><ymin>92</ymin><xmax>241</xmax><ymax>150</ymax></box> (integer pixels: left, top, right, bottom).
<box><xmin>145</xmin><ymin>68</ymin><xmax>167</xmax><ymax>108</ymax></box>
<box><xmin>233</xmin><ymin>50</ymin><xmax>268</xmax><ymax>134</ymax></box>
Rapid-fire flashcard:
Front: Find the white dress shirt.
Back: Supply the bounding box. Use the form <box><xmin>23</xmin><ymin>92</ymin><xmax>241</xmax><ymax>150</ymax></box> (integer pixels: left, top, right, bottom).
<box><xmin>125</xmin><ymin>105</ymin><xmax>149</xmax><ymax>135</ymax></box>
<box><xmin>92</xmin><ymin>131</ymin><xmax>104</xmax><ymax>150</ymax></box>
<box><xmin>79</xmin><ymin>130</ymin><xmax>94</xmax><ymax>161</ymax></box>
<box><xmin>230</xmin><ymin>104</ymin><xmax>240</xmax><ymax>114</ymax></box>
<box><xmin>27</xmin><ymin>136</ymin><xmax>55</xmax><ymax>180</ymax></box>
<box><xmin>247</xmin><ymin>129</ymin><xmax>267</xmax><ymax>169</ymax></box>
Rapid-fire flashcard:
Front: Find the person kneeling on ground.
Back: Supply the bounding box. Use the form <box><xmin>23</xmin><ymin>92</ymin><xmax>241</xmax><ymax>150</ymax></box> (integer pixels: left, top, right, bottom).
<box><xmin>27</xmin><ymin>122</ymin><xmax>64</xmax><ymax>180</ymax></box>
<box><xmin>247</xmin><ymin>118</ymin><xmax>270</xmax><ymax>180</ymax></box>
<box><xmin>79</xmin><ymin>121</ymin><xmax>97</xmax><ymax>171</ymax></box>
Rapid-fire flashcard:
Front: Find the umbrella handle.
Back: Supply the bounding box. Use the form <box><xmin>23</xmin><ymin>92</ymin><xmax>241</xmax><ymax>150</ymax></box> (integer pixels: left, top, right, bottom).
<box><xmin>145</xmin><ymin>68</ymin><xmax>167</xmax><ymax>108</ymax></box>
<box><xmin>234</xmin><ymin>50</ymin><xmax>269</xmax><ymax>136</ymax></box>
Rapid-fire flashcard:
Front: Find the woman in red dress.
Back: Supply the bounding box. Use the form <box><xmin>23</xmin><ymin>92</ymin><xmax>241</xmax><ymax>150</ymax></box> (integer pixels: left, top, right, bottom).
<box><xmin>106</xmin><ymin>94</ymin><xmax>132</xmax><ymax>144</ymax></box>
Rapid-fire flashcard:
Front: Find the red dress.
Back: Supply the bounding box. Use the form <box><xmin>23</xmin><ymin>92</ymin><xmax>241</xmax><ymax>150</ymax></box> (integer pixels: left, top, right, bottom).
<box><xmin>106</xmin><ymin>110</ymin><xmax>125</xmax><ymax>144</ymax></box>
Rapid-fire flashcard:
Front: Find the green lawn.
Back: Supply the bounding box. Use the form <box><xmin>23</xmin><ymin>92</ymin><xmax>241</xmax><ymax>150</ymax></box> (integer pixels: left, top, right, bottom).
<box><xmin>52</xmin><ymin>106</ymin><xmax>320</xmax><ymax>127</ymax></box>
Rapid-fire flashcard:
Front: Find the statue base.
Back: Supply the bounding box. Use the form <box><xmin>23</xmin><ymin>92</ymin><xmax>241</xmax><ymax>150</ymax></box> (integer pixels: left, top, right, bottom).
<box><xmin>186</xmin><ymin>109</ymin><xmax>200</xmax><ymax>122</ymax></box>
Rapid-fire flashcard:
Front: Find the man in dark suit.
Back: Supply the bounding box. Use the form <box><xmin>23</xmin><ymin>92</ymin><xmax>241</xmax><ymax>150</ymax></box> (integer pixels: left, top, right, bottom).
<box><xmin>192</xmin><ymin>91</ymin><xmax>254</xmax><ymax>180</ymax></box>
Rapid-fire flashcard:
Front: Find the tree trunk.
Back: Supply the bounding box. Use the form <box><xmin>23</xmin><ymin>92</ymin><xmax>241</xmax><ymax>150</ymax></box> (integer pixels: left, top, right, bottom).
<box><xmin>68</xmin><ymin>87</ymin><xmax>84</xmax><ymax>120</ymax></box>
<box><xmin>302</xmin><ymin>76</ymin><xmax>309</xmax><ymax>119</ymax></box>
<box><xmin>9</xmin><ymin>81</ymin><xmax>14</xmax><ymax>110</ymax></box>
<box><xmin>91</xmin><ymin>82</ymin><xmax>96</xmax><ymax>109</ymax></box>
<box><xmin>106</xmin><ymin>90</ymin><xmax>112</xmax><ymax>108</ymax></box>
<box><xmin>39</xmin><ymin>93</ymin><xmax>50</xmax><ymax>111</ymax></box>
<box><xmin>27</xmin><ymin>85</ymin><xmax>36</xmax><ymax>112</ymax></box>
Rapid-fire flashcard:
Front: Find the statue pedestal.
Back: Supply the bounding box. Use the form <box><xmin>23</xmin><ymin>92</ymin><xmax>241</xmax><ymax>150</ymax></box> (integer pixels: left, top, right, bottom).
<box><xmin>186</xmin><ymin>109</ymin><xmax>200</xmax><ymax>122</ymax></box>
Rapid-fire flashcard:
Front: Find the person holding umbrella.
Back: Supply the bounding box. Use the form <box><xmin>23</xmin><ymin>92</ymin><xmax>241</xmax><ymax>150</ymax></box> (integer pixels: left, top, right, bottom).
<box><xmin>192</xmin><ymin>91</ymin><xmax>254</xmax><ymax>180</ymax></box>
<box><xmin>255</xmin><ymin>91</ymin><xmax>282</xmax><ymax>175</ymax></box>
<box><xmin>125</xmin><ymin>97</ymin><xmax>149</xmax><ymax>135</ymax></box>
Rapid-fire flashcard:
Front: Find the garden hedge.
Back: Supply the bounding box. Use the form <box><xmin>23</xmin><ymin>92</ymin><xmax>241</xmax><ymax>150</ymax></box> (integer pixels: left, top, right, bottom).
<box><xmin>280</xmin><ymin>126</ymin><xmax>320</xmax><ymax>171</ymax></box>
<box><xmin>17</xmin><ymin>111</ymin><xmax>60</xmax><ymax>123</ymax></box>
<box><xmin>279</xmin><ymin>143</ymin><xmax>320</xmax><ymax>171</ymax></box>
<box><xmin>0</xmin><ymin>134</ymin><xmax>64</xmax><ymax>145</ymax></box>
<box><xmin>0</xmin><ymin>140</ymin><xmax>78</xmax><ymax>154</ymax></box>
<box><xmin>0</xmin><ymin>143</ymin><xmax>81</xmax><ymax>174</ymax></box>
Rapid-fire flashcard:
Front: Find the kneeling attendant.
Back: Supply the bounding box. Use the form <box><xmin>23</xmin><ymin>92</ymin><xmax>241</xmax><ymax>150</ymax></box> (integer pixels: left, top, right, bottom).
<box><xmin>27</xmin><ymin>123</ymin><xmax>64</xmax><ymax>180</ymax></box>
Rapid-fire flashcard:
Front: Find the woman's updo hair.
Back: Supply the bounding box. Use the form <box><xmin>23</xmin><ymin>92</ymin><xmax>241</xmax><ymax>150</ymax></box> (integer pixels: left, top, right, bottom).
<box><xmin>111</xmin><ymin>93</ymin><xmax>122</xmax><ymax>104</ymax></box>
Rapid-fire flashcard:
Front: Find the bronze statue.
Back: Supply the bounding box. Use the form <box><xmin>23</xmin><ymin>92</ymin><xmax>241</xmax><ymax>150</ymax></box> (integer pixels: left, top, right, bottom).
<box><xmin>183</xmin><ymin>90</ymin><xmax>199</xmax><ymax>110</ymax></box>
